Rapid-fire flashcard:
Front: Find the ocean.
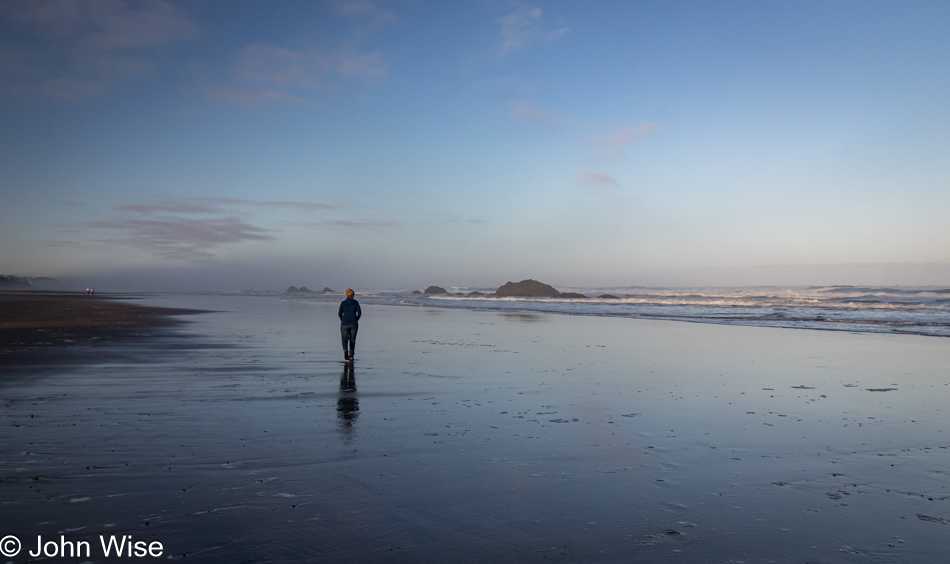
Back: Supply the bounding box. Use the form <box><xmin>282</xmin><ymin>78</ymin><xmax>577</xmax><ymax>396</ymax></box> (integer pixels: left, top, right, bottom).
<box><xmin>271</xmin><ymin>285</ymin><xmax>950</xmax><ymax>338</ymax></box>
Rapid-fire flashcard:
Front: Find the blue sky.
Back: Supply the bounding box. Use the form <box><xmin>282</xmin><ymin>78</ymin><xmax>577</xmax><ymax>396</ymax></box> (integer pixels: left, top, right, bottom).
<box><xmin>1</xmin><ymin>0</ymin><xmax>948</xmax><ymax>291</ymax></box>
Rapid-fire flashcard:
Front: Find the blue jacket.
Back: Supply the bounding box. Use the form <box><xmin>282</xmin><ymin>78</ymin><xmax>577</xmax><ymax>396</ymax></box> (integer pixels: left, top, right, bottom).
<box><xmin>338</xmin><ymin>298</ymin><xmax>361</xmax><ymax>326</ymax></box>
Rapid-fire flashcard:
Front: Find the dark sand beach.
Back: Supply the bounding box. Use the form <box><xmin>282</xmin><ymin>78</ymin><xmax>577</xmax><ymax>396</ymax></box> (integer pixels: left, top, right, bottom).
<box><xmin>1</xmin><ymin>292</ymin><xmax>949</xmax><ymax>562</ymax></box>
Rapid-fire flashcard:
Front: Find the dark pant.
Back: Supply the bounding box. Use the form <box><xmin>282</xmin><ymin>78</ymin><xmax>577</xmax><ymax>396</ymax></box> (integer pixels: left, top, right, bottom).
<box><xmin>340</xmin><ymin>325</ymin><xmax>358</xmax><ymax>353</ymax></box>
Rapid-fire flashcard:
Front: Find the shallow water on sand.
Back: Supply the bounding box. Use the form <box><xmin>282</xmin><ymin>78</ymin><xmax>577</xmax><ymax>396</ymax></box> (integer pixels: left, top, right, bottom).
<box><xmin>1</xmin><ymin>294</ymin><xmax>949</xmax><ymax>562</ymax></box>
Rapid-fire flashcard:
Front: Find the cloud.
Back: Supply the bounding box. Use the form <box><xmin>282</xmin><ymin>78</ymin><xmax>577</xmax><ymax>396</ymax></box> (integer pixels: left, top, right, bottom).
<box><xmin>235</xmin><ymin>43</ymin><xmax>331</xmax><ymax>89</ymax></box>
<box><xmin>118</xmin><ymin>196</ymin><xmax>339</xmax><ymax>214</ymax></box>
<box><xmin>339</xmin><ymin>51</ymin><xmax>386</xmax><ymax>76</ymax></box>
<box><xmin>0</xmin><ymin>0</ymin><xmax>196</xmax><ymax>100</ymax></box>
<box><xmin>207</xmin><ymin>40</ymin><xmax>387</xmax><ymax>107</ymax></box>
<box><xmin>39</xmin><ymin>76</ymin><xmax>111</xmax><ymax>101</ymax></box>
<box><xmin>507</xmin><ymin>99</ymin><xmax>558</xmax><ymax>125</ymax></box>
<box><xmin>203</xmin><ymin>3</ymin><xmax>392</xmax><ymax>109</ymax></box>
<box><xmin>2</xmin><ymin>0</ymin><xmax>195</xmax><ymax>48</ymax></box>
<box><xmin>577</xmin><ymin>172</ymin><xmax>619</xmax><ymax>187</ymax></box>
<box><xmin>498</xmin><ymin>4</ymin><xmax>568</xmax><ymax>57</ymax></box>
<box><xmin>93</xmin><ymin>197</ymin><xmax>342</xmax><ymax>259</ymax></box>
<box><xmin>117</xmin><ymin>201</ymin><xmax>220</xmax><ymax>214</ymax></box>
<box><xmin>589</xmin><ymin>123</ymin><xmax>658</xmax><ymax>163</ymax></box>
<box><xmin>334</xmin><ymin>1</ymin><xmax>396</xmax><ymax>30</ymax></box>
<box><xmin>444</xmin><ymin>218</ymin><xmax>489</xmax><ymax>225</ymax></box>
<box><xmin>201</xmin><ymin>85</ymin><xmax>310</xmax><ymax>107</ymax></box>
<box><xmin>305</xmin><ymin>219</ymin><xmax>398</xmax><ymax>229</ymax></box>
<box><xmin>258</xmin><ymin>200</ymin><xmax>338</xmax><ymax>211</ymax></box>
<box><xmin>576</xmin><ymin>172</ymin><xmax>621</xmax><ymax>196</ymax></box>
<box><xmin>85</xmin><ymin>216</ymin><xmax>274</xmax><ymax>260</ymax></box>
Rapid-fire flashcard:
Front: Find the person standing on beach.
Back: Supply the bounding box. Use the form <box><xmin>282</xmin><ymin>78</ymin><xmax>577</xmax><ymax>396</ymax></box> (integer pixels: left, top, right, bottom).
<box><xmin>338</xmin><ymin>288</ymin><xmax>361</xmax><ymax>361</ymax></box>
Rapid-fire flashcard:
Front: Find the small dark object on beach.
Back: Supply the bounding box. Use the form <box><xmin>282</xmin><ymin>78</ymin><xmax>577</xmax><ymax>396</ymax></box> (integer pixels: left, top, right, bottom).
<box><xmin>664</xmin><ymin>529</ymin><xmax>681</xmax><ymax>535</ymax></box>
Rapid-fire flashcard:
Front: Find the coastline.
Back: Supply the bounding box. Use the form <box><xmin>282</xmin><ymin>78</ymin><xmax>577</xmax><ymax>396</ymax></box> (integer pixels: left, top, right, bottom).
<box><xmin>0</xmin><ymin>291</ymin><xmax>203</xmax><ymax>330</ymax></box>
<box><xmin>0</xmin><ymin>291</ymin><xmax>206</xmax><ymax>370</ymax></box>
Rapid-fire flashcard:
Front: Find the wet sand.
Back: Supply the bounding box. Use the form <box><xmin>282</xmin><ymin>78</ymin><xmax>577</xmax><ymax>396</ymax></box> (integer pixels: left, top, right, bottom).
<box><xmin>0</xmin><ymin>292</ymin><xmax>203</xmax><ymax>357</ymax></box>
<box><xmin>1</xmin><ymin>293</ymin><xmax>949</xmax><ymax>562</ymax></box>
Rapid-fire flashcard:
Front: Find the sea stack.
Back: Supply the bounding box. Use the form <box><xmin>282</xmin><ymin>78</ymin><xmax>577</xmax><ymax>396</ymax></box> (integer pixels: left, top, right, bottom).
<box><xmin>494</xmin><ymin>279</ymin><xmax>560</xmax><ymax>297</ymax></box>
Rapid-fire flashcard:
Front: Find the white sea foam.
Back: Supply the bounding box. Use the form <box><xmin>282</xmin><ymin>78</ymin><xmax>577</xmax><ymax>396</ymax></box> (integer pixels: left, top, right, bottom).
<box><xmin>278</xmin><ymin>285</ymin><xmax>950</xmax><ymax>337</ymax></box>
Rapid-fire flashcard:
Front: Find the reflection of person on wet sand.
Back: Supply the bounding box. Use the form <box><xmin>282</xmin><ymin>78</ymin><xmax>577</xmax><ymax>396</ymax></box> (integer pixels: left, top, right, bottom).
<box><xmin>338</xmin><ymin>288</ymin><xmax>361</xmax><ymax>361</ymax></box>
<box><xmin>337</xmin><ymin>363</ymin><xmax>358</xmax><ymax>426</ymax></box>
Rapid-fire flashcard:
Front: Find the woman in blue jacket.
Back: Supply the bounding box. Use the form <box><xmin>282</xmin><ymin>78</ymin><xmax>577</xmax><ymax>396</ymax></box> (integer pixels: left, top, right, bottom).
<box><xmin>338</xmin><ymin>288</ymin><xmax>361</xmax><ymax>361</ymax></box>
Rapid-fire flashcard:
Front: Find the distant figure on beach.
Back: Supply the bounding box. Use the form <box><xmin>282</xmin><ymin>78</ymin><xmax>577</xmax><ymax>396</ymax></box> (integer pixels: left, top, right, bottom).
<box><xmin>338</xmin><ymin>288</ymin><xmax>361</xmax><ymax>361</ymax></box>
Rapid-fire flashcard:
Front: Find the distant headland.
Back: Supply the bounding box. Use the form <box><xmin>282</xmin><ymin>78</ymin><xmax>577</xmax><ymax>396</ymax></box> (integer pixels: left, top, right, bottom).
<box><xmin>0</xmin><ymin>275</ymin><xmax>57</xmax><ymax>289</ymax></box>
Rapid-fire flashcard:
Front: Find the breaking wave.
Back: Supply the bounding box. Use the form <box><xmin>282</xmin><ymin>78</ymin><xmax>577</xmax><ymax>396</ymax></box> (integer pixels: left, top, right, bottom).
<box><xmin>280</xmin><ymin>285</ymin><xmax>950</xmax><ymax>338</ymax></box>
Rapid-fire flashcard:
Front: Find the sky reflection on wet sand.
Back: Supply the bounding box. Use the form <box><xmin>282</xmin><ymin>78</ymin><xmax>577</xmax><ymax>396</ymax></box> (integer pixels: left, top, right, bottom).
<box><xmin>2</xmin><ymin>294</ymin><xmax>948</xmax><ymax>562</ymax></box>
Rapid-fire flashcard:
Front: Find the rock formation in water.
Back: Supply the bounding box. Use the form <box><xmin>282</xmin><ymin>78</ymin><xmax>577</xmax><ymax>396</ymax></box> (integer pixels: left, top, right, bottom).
<box><xmin>322</xmin><ymin>287</ymin><xmax>334</xmax><ymax>293</ymax></box>
<box><xmin>467</xmin><ymin>291</ymin><xmax>485</xmax><ymax>296</ymax></box>
<box><xmin>424</xmin><ymin>285</ymin><xmax>448</xmax><ymax>294</ymax></box>
<box><xmin>286</xmin><ymin>286</ymin><xmax>314</xmax><ymax>293</ymax></box>
<box><xmin>558</xmin><ymin>292</ymin><xmax>587</xmax><ymax>298</ymax></box>
<box><xmin>599</xmin><ymin>294</ymin><xmax>620</xmax><ymax>299</ymax></box>
<box><xmin>494</xmin><ymin>279</ymin><xmax>560</xmax><ymax>297</ymax></box>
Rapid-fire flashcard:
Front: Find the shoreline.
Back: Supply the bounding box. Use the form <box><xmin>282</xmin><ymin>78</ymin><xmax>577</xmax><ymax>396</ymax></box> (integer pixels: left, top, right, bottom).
<box><xmin>0</xmin><ymin>291</ymin><xmax>207</xmax><ymax>360</ymax></box>
<box><xmin>0</xmin><ymin>291</ymin><xmax>205</xmax><ymax>330</ymax></box>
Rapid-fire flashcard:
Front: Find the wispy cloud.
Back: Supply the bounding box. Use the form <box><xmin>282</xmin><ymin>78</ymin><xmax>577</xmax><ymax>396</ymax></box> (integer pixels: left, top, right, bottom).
<box><xmin>258</xmin><ymin>200</ymin><xmax>338</xmax><ymax>211</ymax></box>
<box><xmin>118</xmin><ymin>201</ymin><xmax>220</xmax><ymax>214</ymax></box>
<box><xmin>207</xmin><ymin>3</ymin><xmax>391</xmax><ymax>107</ymax></box>
<box><xmin>117</xmin><ymin>197</ymin><xmax>338</xmax><ymax>215</ymax></box>
<box><xmin>0</xmin><ymin>0</ymin><xmax>196</xmax><ymax>100</ymax></box>
<box><xmin>85</xmin><ymin>217</ymin><xmax>274</xmax><ymax>260</ymax></box>
<box><xmin>235</xmin><ymin>43</ymin><xmax>331</xmax><ymax>89</ymax></box>
<box><xmin>86</xmin><ymin>196</ymin><xmax>344</xmax><ymax>259</ymax></box>
<box><xmin>334</xmin><ymin>1</ymin><xmax>396</xmax><ymax>31</ymax></box>
<box><xmin>577</xmin><ymin>172</ymin><xmax>619</xmax><ymax>187</ymax></box>
<box><xmin>304</xmin><ymin>219</ymin><xmax>399</xmax><ymax>229</ymax></box>
<box><xmin>507</xmin><ymin>99</ymin><xmax>558</xmax><ymax>126</ymax></box>
<box><xmin>207</xmin><ymin>41</ymin><xmax>387</xmax><ymax>107</ymax></box>
<box><xmin>200</xmin><ymin>85</ymin><xmax>310</xmax><ymax>107</ymax></box>
<box><xmin>589</xmin><ymin>123</ymin><xmax>658</xmax><ymax>163</ymax></box>
<box><xmin>339</xmin><ymin>51</ymin><xmax>386</xmax><ymax>77</ymax></box>
<box><xmin>498</xmin><ymin>4</ymin><xmax>568</xmax><ymax>57</ymax></box>
<box><xmin>576</xmin><ymin>172</ymin><xmax>621</xmax><ymax>196</ymax></box>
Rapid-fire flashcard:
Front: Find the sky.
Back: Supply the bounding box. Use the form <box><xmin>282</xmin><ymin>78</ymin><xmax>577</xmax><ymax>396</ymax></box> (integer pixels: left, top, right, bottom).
<box><xmin>1</xmin><ymin>0</ymin><xmax>949</xmax><ymax>291</ymax></box>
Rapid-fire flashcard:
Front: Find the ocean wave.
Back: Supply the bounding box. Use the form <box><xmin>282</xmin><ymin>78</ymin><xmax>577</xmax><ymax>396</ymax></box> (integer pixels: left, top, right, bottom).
<box><xmin>282</xmin><ymin>285</ymin><xmax>950</xmax><ymax>338</ymax></box>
